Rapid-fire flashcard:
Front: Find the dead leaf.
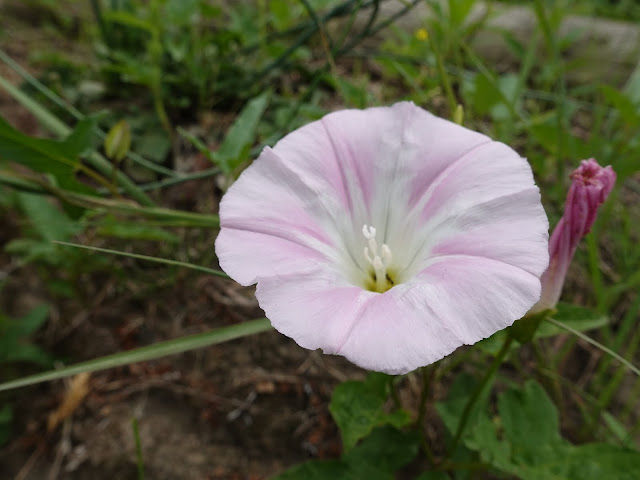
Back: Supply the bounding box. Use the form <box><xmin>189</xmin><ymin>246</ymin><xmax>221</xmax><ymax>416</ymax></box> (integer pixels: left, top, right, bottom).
<box><xmin>47</xmin><ymin>372</ymin><xmax>91</xmax><ymax>432</ymax></box>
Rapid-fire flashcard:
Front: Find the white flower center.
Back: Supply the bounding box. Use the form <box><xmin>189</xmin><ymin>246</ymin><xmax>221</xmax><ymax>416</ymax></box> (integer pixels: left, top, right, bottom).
<box><xmin>362</xmin><ymin>224</ymin><xmax>395</xmax><ymax>293</ymax></box>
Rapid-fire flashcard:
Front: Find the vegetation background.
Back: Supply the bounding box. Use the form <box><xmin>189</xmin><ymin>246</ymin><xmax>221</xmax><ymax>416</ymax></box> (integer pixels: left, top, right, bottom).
<box><xmin>0</xmin><ymin>0</ymin><xmax>639</xmax><ymax>478</ymax></box>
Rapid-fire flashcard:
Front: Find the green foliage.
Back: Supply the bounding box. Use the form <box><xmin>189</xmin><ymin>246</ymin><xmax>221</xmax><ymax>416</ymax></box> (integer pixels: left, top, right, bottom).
<box><xmin>329</xmin><ymin>373</ymin><xmax>412</xmax><ymax>451</ymax></box>
<box><xmin>436</xmin><ymin>373</ymin><xmax>491</xmax><ymax>439</ymax></box>
<box><xmin>0</xmin><ymin>116</ymin><xmax>96</xmax><ymax>194</ymax></box>
<box><xmin>0</xmin><ymin>304</ymin><xmax>52</xmax><ymax>367</ymax></box>
<box><xmin>443</xmin><ymin>380</ymin><xmax>640</xmax><ymax>479</ymax></box>
<box><xmin>211</xmin><ymin>91</ymin><xmax>271</xmax><ymax>175</ymax></box>
<box><xmin>91</xmin><ymin>0</ymin><xmax>374</xmax><ymax>116</ymax></box>
<box><xmin>478</xmin><ymin>303</ymin><xmax>608</xmax><ymax>356</ymax></box>
<box><xmin>95</xmin><ymin>218</ymin><xmax>179</xmax><ymax>243</ymax></box>
<box><xmin>2</xmin><ymin>193</ymin><xmax>101</xmax><ymax>297</ymax></box>
<box><xmin>275</xmin><ymin>426</ymin><xmax>420</xmax><ymax>480</ymax></box>
<box><xmin>0</xmin><ymin>404</ymin><xmax>12</xmax><ymax>446</ymax></box>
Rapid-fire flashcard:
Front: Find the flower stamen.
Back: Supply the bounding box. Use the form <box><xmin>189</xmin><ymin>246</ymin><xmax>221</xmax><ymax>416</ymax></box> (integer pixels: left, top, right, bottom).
<box><xmin>362</xmin><ymin>224</ymin><xmax>394</xmax><ymax>292</ymax></box>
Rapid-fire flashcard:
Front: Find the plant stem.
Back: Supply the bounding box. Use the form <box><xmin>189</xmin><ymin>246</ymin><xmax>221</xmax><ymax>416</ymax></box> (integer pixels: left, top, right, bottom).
<box><xmin>430</xmin><ymin>33</ymin><xmax>457</xmax><ymax>116</ymax></box>
<box><xmin>90</xmin><ymin>0</ymin><xmax>111</xmax><ymax>47</ymax></box>
<box><xmin>448</xmin><ymin>335</ymin><xmax>513</xmax><ymax>456</ymax></box>
<box><xmin>132</xmin><ymin>418</ymin><xmax>145</xmax><ymax>480</ymax></box>
<box><xmin>417</xmin><ymin>365</ymin><xmax>437</xmax><ymax>465</ymax></box>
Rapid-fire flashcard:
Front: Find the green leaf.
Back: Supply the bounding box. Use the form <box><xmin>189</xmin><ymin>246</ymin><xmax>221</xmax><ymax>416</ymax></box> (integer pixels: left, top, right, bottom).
<box><xmin>449</xmin><ymin>0</ymin><xmax>476</xmax><ymax>28</ymax></box>
<box><xmin>563</xmin><ymin>444</ymin><xmax>640</xmax><ymax>480</ymax></box>
<box><xmin>479</xmin><ymin>303</ymin><xmax>608</xmax><ymax>356</ymax></box>
<box><xmin>344</xmin><ymin>426</ymin><xmax>420</xmax><ymax>474</ymax></box>
<box><xmin>96</xmin><ymin>220</ymin><xmax>179</xmax><ymax>243</ymax></box>
<box><xmin>16</xmin><ymin>192</ymin><xmax>82</xmax><ymax>242</ymax></box>
<box><xmin>275</xmin><ymin>427</ymin><xmax>419</xmax><ymax>480</ymax></box>
<box><xmin>329</xmin><ymin>373</ymin><xmax>411</xmax><ymax>451</ymax></box>
<box><xmin>460</xmin><ymin>380</ymin><xmax>640</xmax><ymax>480</ymax></box>
<box><xmin>498</xmin><ymin>381</ymin><xmax>563</xmax><ymax>465</ymax></box>
<box><xmin>435</xmin><ymin>373</ymin><xmax>490</xmax><ymax>437</ymax></box>
<box><xmin>0</xmin><ymin>305</ymin><xmax>52</xmax><ymax>367</ymax></box>
<box><xmin>0</xmin><ymin>318</ymin><xmax>271</xmax><ymax>392</ymax></box>
<box><xmin>0</xmin><ymin>116</ymin><xmax>95</xmax><ymax>193</ymax></box>
<box><xmin>212</xmin><ymin>91</ymin><xmax>271</xmax><ymax>174</ymax></box>
<box><xmin>537</xmin><ymin>303</ymin><xmax>608</xmax><ymax>338</ymax></box>
<box><xmin>0</xmin><ymin>404</ymin><xmax>12</xmax><ymax>446</ymax></box>
<box><xmin>0</xmin><ymin>69</ymin><xmax>152</xmax><ymax>206</ymax></box>
<box><xmin>600</xmin><ymin>85</ymin><xmax>640</xmax><ymax>126</ymax></box>
<box><xmin>328</xmin><ymin>75</ymin><xmax>369</xmax><ymax>109</ymax></box>
<box><xmin>103</xmin><ymin>10</ymin><xmax>153</xmax><ymax>31</ymax></box>
<box><xmin>601</xmin><ymin>411</ymin><xmax>636</xmax><ymax>449</ymax></box>
<box><xmin>10</xmin><ymin>304</ymin><xmax>49</xmax><ymax>337</ymax></box>
<box><xmin>164</xmin><ymin>0</ymin><xmax>200</xmax><ymax>24</ymax></box>
<box><xmin>134</xmin><ymin>130</ymin><xmax>171</xmax><ymax>163</ymax></box>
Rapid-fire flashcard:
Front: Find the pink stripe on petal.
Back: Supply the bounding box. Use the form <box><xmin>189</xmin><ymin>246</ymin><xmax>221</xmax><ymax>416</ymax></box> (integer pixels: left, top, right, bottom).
<box><xmin>428</xmin><ymin>188</ymin><xmax>549</xmax><ymax>277</ymax></box>
<box><xmin>416</xmin><ymin>142</ymin><xmax>535</xmax><ymax>225</ymax></box>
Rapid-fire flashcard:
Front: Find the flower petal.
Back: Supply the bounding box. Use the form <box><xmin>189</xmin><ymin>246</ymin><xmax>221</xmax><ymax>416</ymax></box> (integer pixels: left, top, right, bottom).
<box><xmin>255</xmin><ymin>252</ymin><xmax>540</xmax><ymax>375</ymax></box>
<box><xmin>216</xmin><ymin>145</ymin><xmax>348</xmax><ymax>286</ymax></box>
<box><xmin>427</xmin><ymin>188</ymin><xmax>549</xmax><ymax>277</ymax></box>
<box><xmin>254</xmin><ymin>268</ymin><xmax>375</xmax><ymax>355</ymax></box>
<box><xmin>255</xmin><ymin>269</ymin><xmax>461</xmax><ymax>374</ymax></box>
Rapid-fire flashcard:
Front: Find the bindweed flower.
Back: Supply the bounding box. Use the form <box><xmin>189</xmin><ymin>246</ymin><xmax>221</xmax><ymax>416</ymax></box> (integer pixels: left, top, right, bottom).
<box><xmin>215</xmin><ymin>102</ymin><xmax>549</xmax><ymax>374</ymax></box>
<box><xmin>531</xmin><ymin>158</ymin><xmax>615</xmax><ymax>313</ymax></box>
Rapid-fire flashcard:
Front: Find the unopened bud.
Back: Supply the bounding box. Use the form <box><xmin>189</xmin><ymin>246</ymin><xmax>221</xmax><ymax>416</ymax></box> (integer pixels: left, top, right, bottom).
<box><xmin>104</xmin><ymin>119</ymin><xmax>131</xmax><ymax>162</ymax></box>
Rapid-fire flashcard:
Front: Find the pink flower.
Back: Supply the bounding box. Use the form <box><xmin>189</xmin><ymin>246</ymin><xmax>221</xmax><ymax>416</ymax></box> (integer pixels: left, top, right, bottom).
<box><xmin>215</xmin><ymin>102</ymin><xmax>549</xmax><ymax>374</ymax></box>
<box><xmin>531</xmin><ymin>159</ymin><xmax>616</xmax><ymax>313</ymax></box>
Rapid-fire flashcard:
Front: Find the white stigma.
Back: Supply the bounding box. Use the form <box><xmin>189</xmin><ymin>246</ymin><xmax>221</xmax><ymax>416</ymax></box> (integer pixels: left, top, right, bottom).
<box><xmin>362</xmin><ymin>224</ymin><xmax>393</xmax><ymax>292</ymax></box>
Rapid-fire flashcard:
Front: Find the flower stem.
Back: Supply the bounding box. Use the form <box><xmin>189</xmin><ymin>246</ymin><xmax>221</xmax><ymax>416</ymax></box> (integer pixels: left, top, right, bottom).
<box><xmin>448</xmin><ymin>335</ymin><xmax>513</xmax><ymax>456</ymax></box>
<box><xmin>389</xmin><ymin>377</ymin><xmax>402</xmax><ymax>409</ymax></box>
<box><xmin>417</xmin><ymin>365</ymin><xmax>437</xmax><ymax>465</ymax></box>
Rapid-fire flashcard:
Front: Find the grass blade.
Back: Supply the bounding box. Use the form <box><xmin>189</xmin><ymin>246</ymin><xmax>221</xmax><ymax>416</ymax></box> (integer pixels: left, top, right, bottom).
<box><xmin>0</xmin><ymin>73</ymin><xmax>153</xmax><ymax>206</ymax></box>
<box><xmin>546</xmin><ymin>318</ymin><xmax>640</xmax><ymax>377</ymax></box>
<box><xmin>132</xmin><ymin>417</ymin><xmax>145</xmax><ymax>480</ymax></box>
<box><xmin>54</xmin><ymin>241</ymin><xmax>228</xmax><ymax>278</ymax></box>
<box><xmin>0</xmin><ymin>318</ymin><xmax>271</xmax><ymax>392</ymax></box>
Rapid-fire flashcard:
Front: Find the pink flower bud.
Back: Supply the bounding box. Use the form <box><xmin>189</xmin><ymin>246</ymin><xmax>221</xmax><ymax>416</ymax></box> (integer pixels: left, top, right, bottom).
<box><xmin>531</xmin><ymin>159</ymin><xmax>616</xmax><ymax>313</ymax></box>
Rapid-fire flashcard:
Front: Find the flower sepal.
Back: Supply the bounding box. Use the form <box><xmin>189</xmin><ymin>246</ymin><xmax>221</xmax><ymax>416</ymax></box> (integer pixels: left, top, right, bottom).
<box><xmin>508</xmin><ymin>308</ymin><xmax>556</xmax><ymax>344</ymax></box>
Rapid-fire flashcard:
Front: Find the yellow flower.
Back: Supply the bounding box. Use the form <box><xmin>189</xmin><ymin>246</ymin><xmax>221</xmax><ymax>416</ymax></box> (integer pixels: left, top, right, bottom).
<box><xmin>415</xmin><ymin>28</ymin><xmax>429</xmax><ymax>41</ymax></box>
